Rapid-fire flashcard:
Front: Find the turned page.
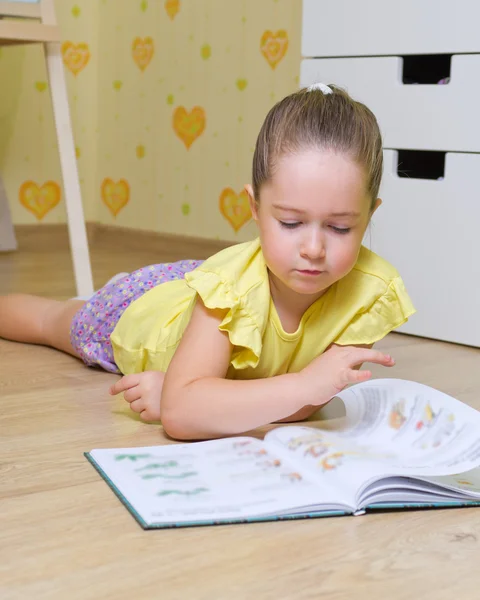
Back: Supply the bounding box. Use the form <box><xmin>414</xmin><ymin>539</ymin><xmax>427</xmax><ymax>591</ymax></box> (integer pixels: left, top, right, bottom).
<box><xmin>336</xmin><ymin>379</ymin><xmax>480</xmax><ymax>476</ymax></box>
<box><xmin>264</xmin><ymin>379</ymin><xmax>480</xmax><ymax>504</ymax></box>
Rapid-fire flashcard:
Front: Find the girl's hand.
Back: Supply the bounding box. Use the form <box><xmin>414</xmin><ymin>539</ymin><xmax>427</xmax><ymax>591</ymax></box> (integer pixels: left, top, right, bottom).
<box><xmin>300</xmin><ymin>344</ymin><xmax>395</xmax><ymax>406</ymax></box>
<box><xmin>109</xmin><ymin>371</ymin><xmax>165</xmax><ymax>422</ymax></box>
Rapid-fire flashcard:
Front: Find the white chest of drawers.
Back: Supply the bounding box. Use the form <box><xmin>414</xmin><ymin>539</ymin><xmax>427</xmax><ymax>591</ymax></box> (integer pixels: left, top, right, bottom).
<box><xmin>301</xmin><ymin>0</ymin><xmax>480</xmax><ymax>347</ymax></box>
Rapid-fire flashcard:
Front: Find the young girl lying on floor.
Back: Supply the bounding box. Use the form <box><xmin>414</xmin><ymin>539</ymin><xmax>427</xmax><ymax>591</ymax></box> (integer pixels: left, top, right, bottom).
<box><xmin>0</xmin><ymin>83</ymin><xmax>415</xmax><ymax>440</ymax></box>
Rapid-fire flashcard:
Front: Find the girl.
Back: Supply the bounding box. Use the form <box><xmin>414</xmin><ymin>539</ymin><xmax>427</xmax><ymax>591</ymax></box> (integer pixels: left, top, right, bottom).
<box><xmin>0</xmin><ymin>84</ymin><xmax>415</xmax><ymax>440</ymax></box>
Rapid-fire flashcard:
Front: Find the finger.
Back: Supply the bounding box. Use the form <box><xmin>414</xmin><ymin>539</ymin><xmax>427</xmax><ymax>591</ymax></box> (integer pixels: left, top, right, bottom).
<box><xmin>140</xmin><ymin>409</ymin><xmax>155</xmax><ymax>423</ymax></box>
<box><xmin>123</xmin><ymin>387</ymin><xmax>142</xmax><ymax>403</ymax></box>
<box><xmin>348</xmin><ymin>349</ymin><xmax>395</xmax><ymax>368</ymax></box>
<box><xmin>110</xmin><ymin>374</ymin><xmax>141</xmax><ymax>395</ymax></box>
<box><xmin>346</xmin><ymin>369</ymin><xmax>372</xmax><ymax>384</ymax></box>
<box><xmin>140</xmin><ymin>407</ymin><xmax>162</xmax><ymax>423</ymax></box>
<box><xmin>129</xmin><ymin>398</ymin><xmax>145</xmax><ymax>414</ymax></box>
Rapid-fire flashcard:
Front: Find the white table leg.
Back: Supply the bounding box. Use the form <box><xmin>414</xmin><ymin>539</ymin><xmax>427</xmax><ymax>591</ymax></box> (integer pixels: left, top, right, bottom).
<box><xmin>44</xmin><ymin>42</ymin><xmax>94</xmax><ymax>297</ymax></box>
<box><xmin>0</xmin><ymin>174</ymin><xmax>17</xmax><ymax>251</ymax></box>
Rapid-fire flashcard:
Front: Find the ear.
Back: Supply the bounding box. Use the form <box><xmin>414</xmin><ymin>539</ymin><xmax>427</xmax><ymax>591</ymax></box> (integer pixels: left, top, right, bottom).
<box><xmin>370</xmin><ymin>197</ymin><xmax>382</xmax><ymax>216</ymax></box>
<box><xmin>244</xmin><ymin>184</ymin><xmax>259</xmax><ymax>221</ymax></box>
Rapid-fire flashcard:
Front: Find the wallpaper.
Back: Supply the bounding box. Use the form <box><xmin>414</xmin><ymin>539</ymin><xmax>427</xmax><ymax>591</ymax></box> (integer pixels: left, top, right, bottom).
<box><xmin>2</xmin><ymin>0</ymin><xmax>301</xmax><ymax>242</ymax></box>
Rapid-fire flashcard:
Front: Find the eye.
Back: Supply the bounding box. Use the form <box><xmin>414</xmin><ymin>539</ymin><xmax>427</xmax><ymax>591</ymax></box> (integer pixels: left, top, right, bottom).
<box><xmin>280</xmin><ymin>221</ymin><xmax>301</xmax><ymax>229</ymax></box>
<box><xmin>330</xmin><ymin>226</ymin><xmax>351</xmax><ymax>234</ymax></box>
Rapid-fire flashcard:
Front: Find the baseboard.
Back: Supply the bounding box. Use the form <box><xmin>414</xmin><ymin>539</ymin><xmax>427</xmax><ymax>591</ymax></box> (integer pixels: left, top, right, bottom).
<box><xmin>86</xmin><ymin>223</ymin><xmax>234</xmax><ymax>256</ymax></box>
<box><xmin>13</xmin><ymin>223</ymin><xmax>235</xmax><ymax>258</ymax></box>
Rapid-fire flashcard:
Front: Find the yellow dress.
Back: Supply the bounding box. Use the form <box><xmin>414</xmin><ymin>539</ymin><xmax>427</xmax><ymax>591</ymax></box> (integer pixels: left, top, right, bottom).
<box><xmin>110</xmin><ymin>238</ymin><xmax>415</xmax><ymax>376</ymax></box>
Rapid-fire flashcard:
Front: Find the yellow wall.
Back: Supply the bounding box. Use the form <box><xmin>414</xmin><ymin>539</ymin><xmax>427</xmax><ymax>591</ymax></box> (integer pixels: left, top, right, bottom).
<box><xmin>2</xmin><ymin>0</ymin><xmax>301</xmax><ymax>242</ymax></box>
<box><xmin>0</xmin><ymin>1</ymin><xmax>99</xmax><ymax>223</ymax></box>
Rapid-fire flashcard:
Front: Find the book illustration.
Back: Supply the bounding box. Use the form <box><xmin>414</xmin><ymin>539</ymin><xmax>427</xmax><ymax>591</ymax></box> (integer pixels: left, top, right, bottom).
<box><xmin>114</xmin><ymin>453</ymin><xmax>154</xmax><ymax>462</ymax></box>
<box><xmin>281</xmin><ymin>472</ymin><xmax>303</xmax><ymax>482</ymax></box>
<box><xmin>415</xmin><ymin>403</ymin><xmax>438</xmax><ymax>431</ymax></box>
<box><xmin>135</xmin><ymin>461</ymin><xmax>180</xmax><ymax>471</ymax></box>
<box><xmin>206</xmin><ymin>440</ymin><xmax>270</xmax><ymax>461</ymax></box>
<box><xmin>257</xmin><ymin>458</ymin><xmax>282</xmax><ymax>470</ymax></box>
<box><xmin>253</xmin><ymin>449</ymin><xmax>268</xmax><ymax>457</ymax></box>
<box><xmin>413</xmin><ymin>409</ymin><xmax>457</xmax><ymax>450</ymax></box>
<box><xmin>157</xmin><ymin>487</ymin><xmax>209</xmax><ymax>497</ymax></box>
<box><xmin>287</xmin><ymin>432</ymin><xmax>328</xmax><ymax>451</ymax></box>
<box><xmin>140</xmin><ymin>471</ymin><xmax>198</xmax><ymax>480</ymax></box>
<box><xmin>115</xmin><ymin>453</ymin><xmax>195</xmax><ymax>463</ymax></box>
<box><xmin>321</xmin><ymin>452</ymin><xmax>348</xmax><ymax>471</ymax></box>
<box><xmin>319</xmin><ymin>451</ymin><xmax>377</xmax><ymax>472</ymax></box>
<box><xmin>314</xmin><ymin>447</ymin><xmax>399</xmax><ymax>472</ymax></box>
<box><xmin>235</xmin><ymin>447</ymin><xmax>270</xmax><ymax>458</ymax></box>
<box><xmin>455</xmin><ymin>478</ymin><xmax>474</xmax><ymax>486</ymax></box>
<box><xmin>303</xmin><ymin>446</ymin><xmax>395</xmax><ymax>472</ymax></box>
<box><xmin>236</xmin><ymin>448</ymin><xmax>269</xmax><ymax>457</ymax></box>
<box><xmin>389</xmin><ymin>399</ymin><xmax>407</xmax><ymax>430</ymax></box>
<box><xmin>423</xmin><ymin>473</ymin><xmax>480</xmax><ymax>494</ymax></box>
<box><xmin>303</xmin><ymin>441</ymin><xmax>331</xmax><ymax>458</ymax></box>
<box><xmin>281</xmin><ymin>430</ymin><xmax>391</xmax><ymax>476</ymax></box>
<box><xmin>206</xmin><ymin>440</ymin><xmax>255</xmax><ymax>456</ymax></box>
<box><xmin>215</xmin><ymin>444</ymin><xmax>284</xmax><ymax>467</ymax></box>
<box><xmin>431</xmin><ymin>414</ymin><xmax>456</xmax><ymax>448</ymax></box>
<box><xmin>286</xmin><ymin>431</ymin><xmax>394</xmax><ymax>468</ymax></box>
<box><xmin>232</xmin><ymin>440</ymin><xmax>253</xmax><ymax>449</ymax></box>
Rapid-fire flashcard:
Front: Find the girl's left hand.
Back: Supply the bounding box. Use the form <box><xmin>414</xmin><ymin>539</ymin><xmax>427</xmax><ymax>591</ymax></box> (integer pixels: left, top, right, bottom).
<box><xmin>109</xmin><ymin>371</ymin><xmax>164</xmax><ymax>422</ymax></box>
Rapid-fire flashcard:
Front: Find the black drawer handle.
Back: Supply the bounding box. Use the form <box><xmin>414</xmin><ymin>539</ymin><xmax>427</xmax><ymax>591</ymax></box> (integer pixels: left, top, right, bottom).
<box><xmin>402</xmin><ymin>54</ymin><xmax>451</xmax><ymax>85</ymax></box>
<box><xmin>397</xmin><ymin>150</ymin><xmax>446</xmax><ymax>180</ymax></box>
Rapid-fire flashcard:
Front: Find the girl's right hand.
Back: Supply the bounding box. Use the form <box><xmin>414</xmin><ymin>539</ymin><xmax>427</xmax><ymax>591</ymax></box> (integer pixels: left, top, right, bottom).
<box><xmin>299</xmin><ymin>344</ymin><xmax>395</xmax><ymax>406</ymax></box>
<box><xmin>109</xmin><ymin>370</ymin><xmax>165</xmax><ymax>422</ymax></box>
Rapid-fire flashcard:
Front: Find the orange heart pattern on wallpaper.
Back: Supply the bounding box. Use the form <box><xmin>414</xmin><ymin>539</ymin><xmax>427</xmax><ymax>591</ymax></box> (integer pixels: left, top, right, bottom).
<box><xmin>260</xmin><ymin>30</ymin><xmax>289</xmax><ymax>70</ymax></box>
<box><xmin>219</xmin><ymin>188</ymin><xmax>252</xmax><ymax>232</ymax></box>
<box><xmin>132</xmin><ymin>37</ymin><xmax>154</xmax><ymax>71</ymax></box>
<box><xmin>101</xmin><ymin>178</ymin><xmax>130</xmax><ymax>217</ymax></box>
<box><xmin>173</xmin><ymin>106</ymin><xmax>206</xmax><ymax>149</ymax></box>
<box><xmin>19</xmin><ymin>181</ymin><xmax>61</xmax><ymax>220</ymax></box>
<box><xmin>165</xmin><ymin>0</ymin><xmax>180</xmax><ymax>20</ymax></box>
<box><xmin>61</xmin><ymin>42</ymin><xmax>90</xmax><ymax>76</ymax></box>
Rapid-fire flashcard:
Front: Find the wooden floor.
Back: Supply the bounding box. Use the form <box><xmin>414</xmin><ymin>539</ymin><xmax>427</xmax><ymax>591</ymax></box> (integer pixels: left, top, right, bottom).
<box><xmin>2</xmin><ymin>225</ymin><xmax>480</xmax><ymax>600</ymax></box>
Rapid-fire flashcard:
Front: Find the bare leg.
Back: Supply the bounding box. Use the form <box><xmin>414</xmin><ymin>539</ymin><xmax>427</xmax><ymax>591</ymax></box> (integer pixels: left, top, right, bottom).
<box><xmin>0</xmin><ymin>294</ymin><xmax>85</xmax><ymax>357</ymax></box>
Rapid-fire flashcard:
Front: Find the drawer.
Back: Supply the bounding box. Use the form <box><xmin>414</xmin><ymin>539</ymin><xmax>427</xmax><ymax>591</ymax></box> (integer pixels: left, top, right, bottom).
<box><xmin>301</xmin><ymin>55</ymin><xmax>480</xmax><ymax>153</ymax></box>
<box><xmin>302</xmin><ymin>0</ymin><xmax>480</xmax><ymax>57</ymax></box>
<box><xmin>364</xmin><ymin>150</ymin><xmax>480</xmax><ymax>347</ymax></box>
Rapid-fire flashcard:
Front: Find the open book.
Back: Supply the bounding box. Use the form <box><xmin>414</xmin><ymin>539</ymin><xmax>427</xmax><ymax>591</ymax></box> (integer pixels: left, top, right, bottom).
<box><xmin>86</xmin><ymin>379</ymin><xmax>480</xmax><ymax>529</ymax></box>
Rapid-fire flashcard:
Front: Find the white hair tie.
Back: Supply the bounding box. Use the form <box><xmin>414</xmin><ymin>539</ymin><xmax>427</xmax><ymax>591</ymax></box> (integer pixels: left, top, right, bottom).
<box><xmin>307</xmin><ymin>82</ymin><xmax>333</xmax><ymax>95</ymax></box>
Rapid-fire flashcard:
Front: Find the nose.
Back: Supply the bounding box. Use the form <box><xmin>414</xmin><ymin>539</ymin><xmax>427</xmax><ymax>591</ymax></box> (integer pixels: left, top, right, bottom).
<box><xmin>300</xmin><ymin>230</ymin><xmax>326</xmax><ymax>260</ymax></box>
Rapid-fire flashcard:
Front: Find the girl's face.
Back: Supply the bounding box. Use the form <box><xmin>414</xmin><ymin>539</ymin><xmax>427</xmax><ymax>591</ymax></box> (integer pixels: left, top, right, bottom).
<box><xmin>247</xmin><ymin>149</ymin><xmax>380</xmax><ymax>301</ymax></box>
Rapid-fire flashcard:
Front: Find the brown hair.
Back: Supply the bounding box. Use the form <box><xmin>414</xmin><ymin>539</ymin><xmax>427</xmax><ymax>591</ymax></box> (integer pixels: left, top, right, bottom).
<box><xmin>252</xmin><ymin>85</ymin><xmax>383</xmax><ymax>210</ymax></box>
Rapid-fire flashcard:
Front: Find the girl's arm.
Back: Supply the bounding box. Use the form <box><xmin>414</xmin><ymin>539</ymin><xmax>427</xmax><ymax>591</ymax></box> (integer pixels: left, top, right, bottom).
<box><xmin>160</xmin><ymin>298</ymin><xmax>306</xmax><ymax>440</ymax></box>
<box><xmin>160</xmin><ymin>300</ymin><xmax>392</xmax><ymax>440</ymax></box>
<box><xmin>274</xmin><ymin>344</ymin><xmax>374</xmax><ymax>424</ymax></box>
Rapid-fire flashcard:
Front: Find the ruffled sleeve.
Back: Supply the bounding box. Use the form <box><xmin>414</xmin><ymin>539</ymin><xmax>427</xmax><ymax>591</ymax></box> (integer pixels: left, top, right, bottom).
<box><xmin>333</xmin><ymin>276</ymin><xmax>416</xmax><ymax>346</ymax></box>
<box><xmin>184</xmin><ymin>239</ymin><xmax>270</xmax><ymax>370</ymax></box>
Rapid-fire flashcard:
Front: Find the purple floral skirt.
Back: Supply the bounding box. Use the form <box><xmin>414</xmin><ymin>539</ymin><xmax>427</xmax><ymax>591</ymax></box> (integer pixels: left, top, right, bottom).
<box><xmin>70</xmin><ymin>260</ymin><xmax>203</xmax><ymax>373</ymax></box>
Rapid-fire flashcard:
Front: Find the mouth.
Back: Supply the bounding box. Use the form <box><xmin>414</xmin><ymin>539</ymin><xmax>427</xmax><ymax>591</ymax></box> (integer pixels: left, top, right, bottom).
<box><xmin>296</xmin><ymin>269</ymin><xmax>324</xmax><ymax>276</ymax></box>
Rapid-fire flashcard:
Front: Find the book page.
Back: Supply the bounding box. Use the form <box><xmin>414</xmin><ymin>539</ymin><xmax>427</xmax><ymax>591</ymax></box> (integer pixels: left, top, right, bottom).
<box><xmin>265</xmin><ymin>379</ymin><xmax>480</xmax><ymax>494</ymax></box>
<box><xmin>88</xmin><ymin>437</ymin><xmax>345</xmax><ymax>526</ymax></box>
<box><xmin>421</xmin><ymin>467</ymin><xmax>480</xmax><ymax>497</ymax></box>
<box><xmin>335</xmin><ymin>379</ymin><xmax>480</xmax><ymax>475</ymax></box>
<box><xmin>358</xmin><ymin>468</ymin><xmax>480</xmax><ymax>506</ymax></box>
<box><xmin>264</xmin><ymin>425</ymin><xmax>391</xmax><ymax>505</ymax></box>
